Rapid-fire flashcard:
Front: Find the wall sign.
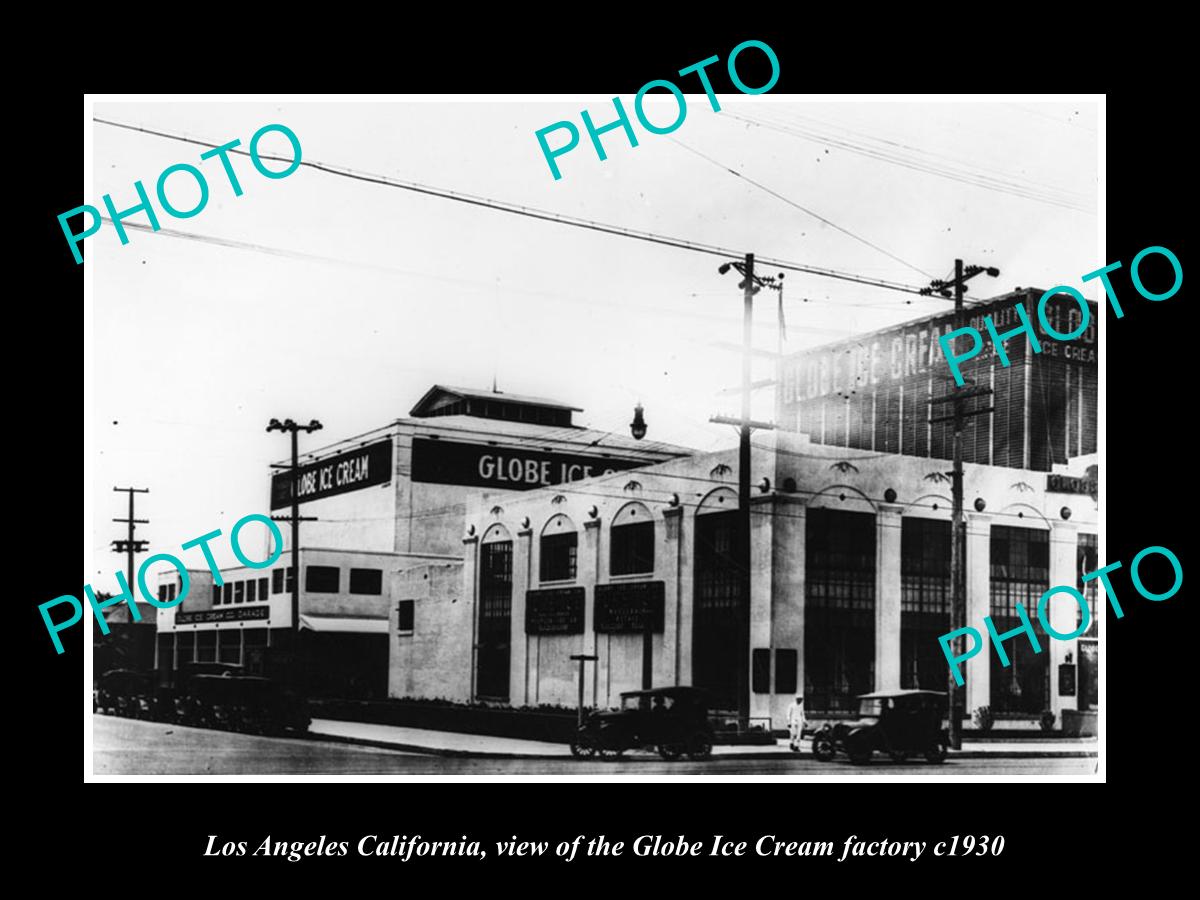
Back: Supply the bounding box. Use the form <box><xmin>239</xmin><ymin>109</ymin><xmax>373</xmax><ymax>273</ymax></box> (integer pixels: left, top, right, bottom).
<box><xmin>177</xmin><ymin>606</ymin><xmax>270</xmax><ymax>625</ymax></box>
<box><xmin>779</xmin><ymin>294</ymin><xmax>1099</xmax><ymax>408</ymax></box>
<box><xmin>1048</xmin><ymin>464</ymin><xmax>1098</xmax><ymax>500</ymax></box>
<box><xmin>411</xmin><ymin>437</ymin><xmax>647</xmax><ymax>490</ymax></box>
<box><xmin>270</xmin><ymin>439</ymin><xmax>392</xmax><ymax>509</ymax></box>
<box><xmin>525</xmin><ymin>587</ymin><xmax>585</xmax><ymax>635</ymax></box>
<box><xmin>1058</xmin><ymin>663</ymin><xmax>1077</xmax><ymax>697</ymax></box>
<box><xmin>595</xmin><ymin>581</ymin><xmax>665</xmax><ymax>634</ymax></box>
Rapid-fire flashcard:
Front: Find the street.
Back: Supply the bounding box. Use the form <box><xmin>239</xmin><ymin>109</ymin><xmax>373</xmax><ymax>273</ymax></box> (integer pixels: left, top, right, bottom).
<box><xmin>93</xmin><ymin>716</ymin><xmax>1096</xmax><ymax>776</ymax></box>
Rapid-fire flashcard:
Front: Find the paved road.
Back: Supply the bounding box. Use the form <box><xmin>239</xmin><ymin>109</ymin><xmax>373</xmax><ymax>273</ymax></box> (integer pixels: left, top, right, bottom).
<box><xmin>93</xmin><ymin>716</ymin><xmax>1097</xmax><ymax>776</ymax></box>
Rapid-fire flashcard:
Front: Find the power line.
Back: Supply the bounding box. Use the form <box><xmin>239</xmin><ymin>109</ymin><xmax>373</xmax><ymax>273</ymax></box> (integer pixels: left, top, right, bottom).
<box><xmin>99</xmin><ymin>217</ymin><xmax>851</xmax><ymax>333</ymax></box>
<box><xmin>92</xmin><ymin>117</ymin><xmax>938</xmax><ymax>298</ymax></box>
<box><xmin>776</xmin><ymin>109</ymin><xmax>1093</xmax><ymax>199</ymax></box>
<box><xmin>670</xmin><ymin>137</ymin><xmax>934</xmax><ymax>279</ymax></box>
<box><xmin>723</xmin><ymin>110</ymin><xmax>1095</xmax><ymax>214</ymax></box>
<box><xmin>735</xmin><ymin>109</ymin><xmax>1093</xmax><ymax>209</ymax></box>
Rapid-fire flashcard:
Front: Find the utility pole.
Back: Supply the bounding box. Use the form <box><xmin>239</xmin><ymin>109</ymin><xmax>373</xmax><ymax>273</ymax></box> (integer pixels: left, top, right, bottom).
<box><xmin>112</xmin><ymin>487</ymin><xmax>150</xmax><ymax>602</ymax></box>
<box><xmin>712</xmin><ymin>255</ymin><xmax>781</xmax><ymax>729</ymax></box>
<box><xmin>926</xmin><ymin>260</ymin><xmax>999</xmax><ymax>750</ymax></box>
<box><xmin>738</xmin><ymin>253</ymin><xmax>754</xmax><ymax>729</ymax></box>
<box><xmin>266</xmin><ymin>418</ymin><xmax>322</xmax><ymax>654</ymax></box>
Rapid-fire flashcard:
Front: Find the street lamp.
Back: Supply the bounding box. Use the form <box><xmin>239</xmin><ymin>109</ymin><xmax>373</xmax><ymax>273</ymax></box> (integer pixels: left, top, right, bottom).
<box><xmin>630</xmin><ymin>403</ymin><xmax>647</xmax><ymax>441</ymax></box>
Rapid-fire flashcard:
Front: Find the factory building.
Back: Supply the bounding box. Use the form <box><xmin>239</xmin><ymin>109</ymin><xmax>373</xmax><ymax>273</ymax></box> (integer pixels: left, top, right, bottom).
<box><xmin>153</xmin><ymin>385</ymin><xmax>691</xmax><ymax>697</ymax></box>
<box><xmin>386</xmin><ymin>300</ymin><xmax>1099</xmax><ymax>730</ymax></box>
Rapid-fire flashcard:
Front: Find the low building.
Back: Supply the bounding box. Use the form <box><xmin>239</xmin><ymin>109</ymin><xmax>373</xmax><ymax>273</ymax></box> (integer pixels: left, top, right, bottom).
<box><xmin>154</xmin><ymin>385</ymin><xmax>691</xmax><ymax>697</ymax></box>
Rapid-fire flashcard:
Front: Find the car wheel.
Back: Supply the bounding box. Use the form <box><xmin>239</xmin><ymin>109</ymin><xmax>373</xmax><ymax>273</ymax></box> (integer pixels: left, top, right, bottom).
<box><xmin>570</xmin><ymin>737</ymin><xmax>596</xmax><ymax>759</ymax></box>
<box><xmin>686</xmin><ymin>734</ymin><xmax>713</xmax><ymax>761</ymax></box>
<box><xmin>658</xmin><ymin>743</ymin><xmax>684</xmax><ymax>761</ymax></box>
<box><xmin>925</xmin><ymin>740</ymin><xmax>948</xmax><ymax>764</ymax></box>
<box><xmin>889</xmin><ymin>751</ymin><xmax>909</xmax><ymax>763</ymax></box>
<box><xmin>812</xmin><ymin>735</ymin><xmax>836</xmax><ymax>762</ymax></box>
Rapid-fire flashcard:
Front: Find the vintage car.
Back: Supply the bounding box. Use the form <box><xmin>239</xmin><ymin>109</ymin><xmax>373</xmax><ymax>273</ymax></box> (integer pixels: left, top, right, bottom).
<box><xmin>811</xmin><ymin>689</ymin><xmax>949</xmax><ymax>765</ymax></box>
<box><xmin>93</xmin><ymin>669</ymin><xmax>155</xmax><ymax>717</ymax></box>
<box><xmin>570</xmin><ymin>686</ymin><xmax>715</xmax><ymax>760</ymax></box>
<box><xmin>180</xmin><ymin>673</ymin><xmax>310</xmax><ymax>735</ymax></box>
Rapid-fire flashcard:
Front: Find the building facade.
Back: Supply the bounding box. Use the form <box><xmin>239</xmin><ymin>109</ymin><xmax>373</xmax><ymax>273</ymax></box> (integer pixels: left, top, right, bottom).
<box><xmin>153</xmin><ymin>385</ymin><xmax>690</xmax><ymax>696</ymax></box>
<box><xmin>392</xmin><ymin>432</ymin><xmax>1099</xmax><ymax>728</ymax></box>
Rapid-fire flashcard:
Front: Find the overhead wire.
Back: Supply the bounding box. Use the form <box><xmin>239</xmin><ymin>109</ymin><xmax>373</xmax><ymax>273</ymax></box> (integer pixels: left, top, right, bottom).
<box><xmin>723</xmin><ymin>110</ymin><xmax>1095</xmax><ymax>214</ymax></box>
<box><xmin>774</xmin><ymin>109</ymin><xmax>1093</xmax><ymax>198</ymax></box>
<box><xmin>93</xmin><ymin>117</ymin><xmax>942</xmax><ymax>299</ymax></box>
<box><xmin>669</xmin><ymin>137</ymin><xmax>935</xmax><ymax>279</ymax></box>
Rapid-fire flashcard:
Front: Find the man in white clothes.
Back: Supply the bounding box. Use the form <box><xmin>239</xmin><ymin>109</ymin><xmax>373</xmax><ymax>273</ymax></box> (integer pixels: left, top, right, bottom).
<box><xmin>786</xmin><ymin>696</ymin><xmax>807</xmax><ymax>751</ymax></box>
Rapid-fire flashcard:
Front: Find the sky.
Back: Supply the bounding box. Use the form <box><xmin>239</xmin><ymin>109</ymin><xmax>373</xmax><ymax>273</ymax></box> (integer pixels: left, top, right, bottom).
<box><xmin>88</xmin><ymin>96</ymin><xmax>1100</xmax><ymax>590</ymax></box>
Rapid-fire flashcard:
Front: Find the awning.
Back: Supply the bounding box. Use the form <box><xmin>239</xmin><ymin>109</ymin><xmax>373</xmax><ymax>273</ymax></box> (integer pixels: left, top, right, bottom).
<box><xmin>298</xmin><ymin>615</ymin><xmax>389</xmax><ymax>634</ymax></box>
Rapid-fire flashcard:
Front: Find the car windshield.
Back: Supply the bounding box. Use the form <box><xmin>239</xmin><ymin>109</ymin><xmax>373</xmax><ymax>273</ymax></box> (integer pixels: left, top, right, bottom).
<box><xmin>622</xmin><ymin>694</ymin><xmax>674</xmax><ymax>711</ymax></box>
<box><xmin>857</xmin><ymin>698</ymin><xmax>883</xmax><ymax>718</ymax></box>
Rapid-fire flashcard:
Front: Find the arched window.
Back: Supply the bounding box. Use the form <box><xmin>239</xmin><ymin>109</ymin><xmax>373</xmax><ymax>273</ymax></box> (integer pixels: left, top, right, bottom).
<box><xmin>540</xmin><ymin>514</ymin><xmax>577</xmax><ymax>582</ymax></box>
<box><xmin>610</xmin><ymin>502</ymin><xmax>654</xmax><ymax>576</ymax></box>
<box><xmin>477</xmin><ymin>523</ymin><xmax>513</xmax><ymax>701</ymax></box>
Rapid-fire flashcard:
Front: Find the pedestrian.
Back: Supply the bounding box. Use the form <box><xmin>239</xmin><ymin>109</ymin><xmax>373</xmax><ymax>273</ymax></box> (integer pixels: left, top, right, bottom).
<box><xmin>786</xmin><ymin>696</ymin><xmax>806</xmax><ymax>751</ymax></box>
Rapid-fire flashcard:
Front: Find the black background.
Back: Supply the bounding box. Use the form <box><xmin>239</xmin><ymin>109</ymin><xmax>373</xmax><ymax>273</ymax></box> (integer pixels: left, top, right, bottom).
<box><xmin>24</xmin><ymin>19</ymin><xmax>1188</xmax><ymax>887</ymax></box>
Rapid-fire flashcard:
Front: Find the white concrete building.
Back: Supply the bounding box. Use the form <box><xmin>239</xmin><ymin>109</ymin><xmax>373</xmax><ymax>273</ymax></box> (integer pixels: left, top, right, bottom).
<box><xmin>391</xmin><ymin>431</ymin><xmax>1098</xmax><ymax>731</ymax></box>
<box><xmin>154</xmin><ymin>385</ymin><xmax>690</xmax><ymax>697</ymax></box>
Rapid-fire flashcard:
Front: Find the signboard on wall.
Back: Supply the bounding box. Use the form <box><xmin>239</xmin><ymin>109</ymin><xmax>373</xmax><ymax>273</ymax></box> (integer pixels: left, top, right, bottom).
<box><xmin>1048</xmin><ymin>464</ymin><xmax>1098</xmax><ymax>500</ymax></box>
<box><xmin>1058</xmin><ymin>663</ymin><xmax>1077</xmax><ymax>697</ymax></box>
<box><xmin>270</xmin><ymin>439</ymin><xmax>392</xmax><ymax>509</ymax></box>
<box><xmin>777</xmin><ymin>294</ymin><xmax>1099</xmax><ymax>408</ymax></box>
<box><xmin>525</xmin><ymin>587</ymin><xmax>586</xmax><ymax>635</ymax></box>
<box><xmin>177</xmin><ymin>606</ymin><xmax>270</xmax><ymax>625</ymax></box>
<box><xmin>594</xmin><ymin>581</ymin><xmax>665</xmax><ymax>634</ymax></box>
<box><xmin>411</xmin><ymin>437</ymin><xmax>646</xmax><ymax>490</ymax></box>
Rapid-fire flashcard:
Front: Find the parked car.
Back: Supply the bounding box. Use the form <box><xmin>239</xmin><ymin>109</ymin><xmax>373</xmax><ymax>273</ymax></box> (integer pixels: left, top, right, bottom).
<box><xmin>182</xmin><ymin>673</ymin><xmax>310</xmax><ymax>735</ymax></box>
<box><xmin>811</xmin><ymin>689</ymin><xmax>949</xmax><ymax>765</ymax></box>
<box><xmin>570</xmin><ymin>687</ymin><xmax>715</xmax><ymax>760</ymax></box>
<box><xmin>94</xmin><ymin>669</ymin><xmax>154</xmax><ymax>717</ymax></box>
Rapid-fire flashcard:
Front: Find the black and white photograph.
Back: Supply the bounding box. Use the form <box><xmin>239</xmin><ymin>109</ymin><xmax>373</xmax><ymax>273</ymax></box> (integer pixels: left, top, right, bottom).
<box><xmin>81</xmin><ymin>91</ymin><xmax>1104</xmax><ymax>780</ymax></box>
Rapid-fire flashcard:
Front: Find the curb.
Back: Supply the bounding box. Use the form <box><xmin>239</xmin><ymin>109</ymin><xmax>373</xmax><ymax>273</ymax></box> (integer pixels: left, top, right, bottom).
<box><xmin>309</xmin><ymin>732</ymin><xmax>1097</xmax><ymax>762</ymax></box>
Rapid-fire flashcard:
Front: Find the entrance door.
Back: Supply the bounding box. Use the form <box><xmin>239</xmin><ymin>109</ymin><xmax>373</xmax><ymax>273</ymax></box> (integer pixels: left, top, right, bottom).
<box><xmin>693</xmin><ymin>509</ymin><xmax>743</xmax><ymax>713</ymax></box>
<box><xmin>1078</xmin><ymin>639</ymin><xmax>1098</xmax><ymax>711</ymax></box>
<box><xmin>477</xmin><ymin>539</ymin><xmax>513</xmax><ymax>700</ymax></box>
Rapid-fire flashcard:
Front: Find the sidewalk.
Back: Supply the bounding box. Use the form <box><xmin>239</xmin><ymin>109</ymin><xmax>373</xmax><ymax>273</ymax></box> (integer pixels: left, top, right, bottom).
<box><xmin>310</xmin><ymin>718</ymin><xmax>1098</xmax><ymax>760</ymax></box>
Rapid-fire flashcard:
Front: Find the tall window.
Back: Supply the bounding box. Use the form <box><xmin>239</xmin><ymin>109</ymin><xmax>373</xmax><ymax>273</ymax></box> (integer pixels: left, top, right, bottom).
<box><xmin>540</xmin><ymin>532</ymin><xmax>577</xmax><ymax>582</ymax></box>
<box><xmin>478</xmin><ymin>535</ymin><xmax>513</xmax><ymax>700</ymax></box>
<box><xmin>176</xmin><ymin>633</ymin><xmax>195</xmax><ymax>669</ymax></box>
<box><xmin>901</xmin><ymin>518</ymin><xmax>951</xmax><ymax>690</ymax></box>
<box><xmin>1077</xmin><ymin>532</ymin><xmax>1098</xmax><ymax>638</ymax></box>
<box><xmin>989</xmin><ymin>525</ymin><xmax>1050</xmax><ymax>714</ymax></box>
<box><xmin>234</xmin><ymin>581</ymin><xmax>245</xmax><ymax>604</ymax></box>
<box><xmin>805</xmin><ymin>508</ymin><xmax>876</xmax><ymax>713</ymax></box>
<box><xmin>611</xmin><ymin>519</ymin><xmax>654</xmax><ymax>576</ymax></box>
<box><xmin>223</xmin><ymin>583</ymin><xmax>233</xmax><ymax>605</ymax></box>
<box><xmin>694</xmin><ymin>507</ymin><xmax>743</xmax><ymax>712</ymax></box>
<box><xmin>396</xmin><ymin>600</ymin><xmax>415</xmax><ymax>633</ymax></box>
<box><xmin>1077</xmin><ymin>532</ymin><xmax>1099</xmax><ymax>712</ymax></box>
<box><xmin>197</xmin><ymin>632</ymin><xmax>216</xmax><ymax>663</ymax></box>
<box><xmin>217</xmin><ymin>630</ymin><xmax>241</xmax><ymax>665</ymax></box>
